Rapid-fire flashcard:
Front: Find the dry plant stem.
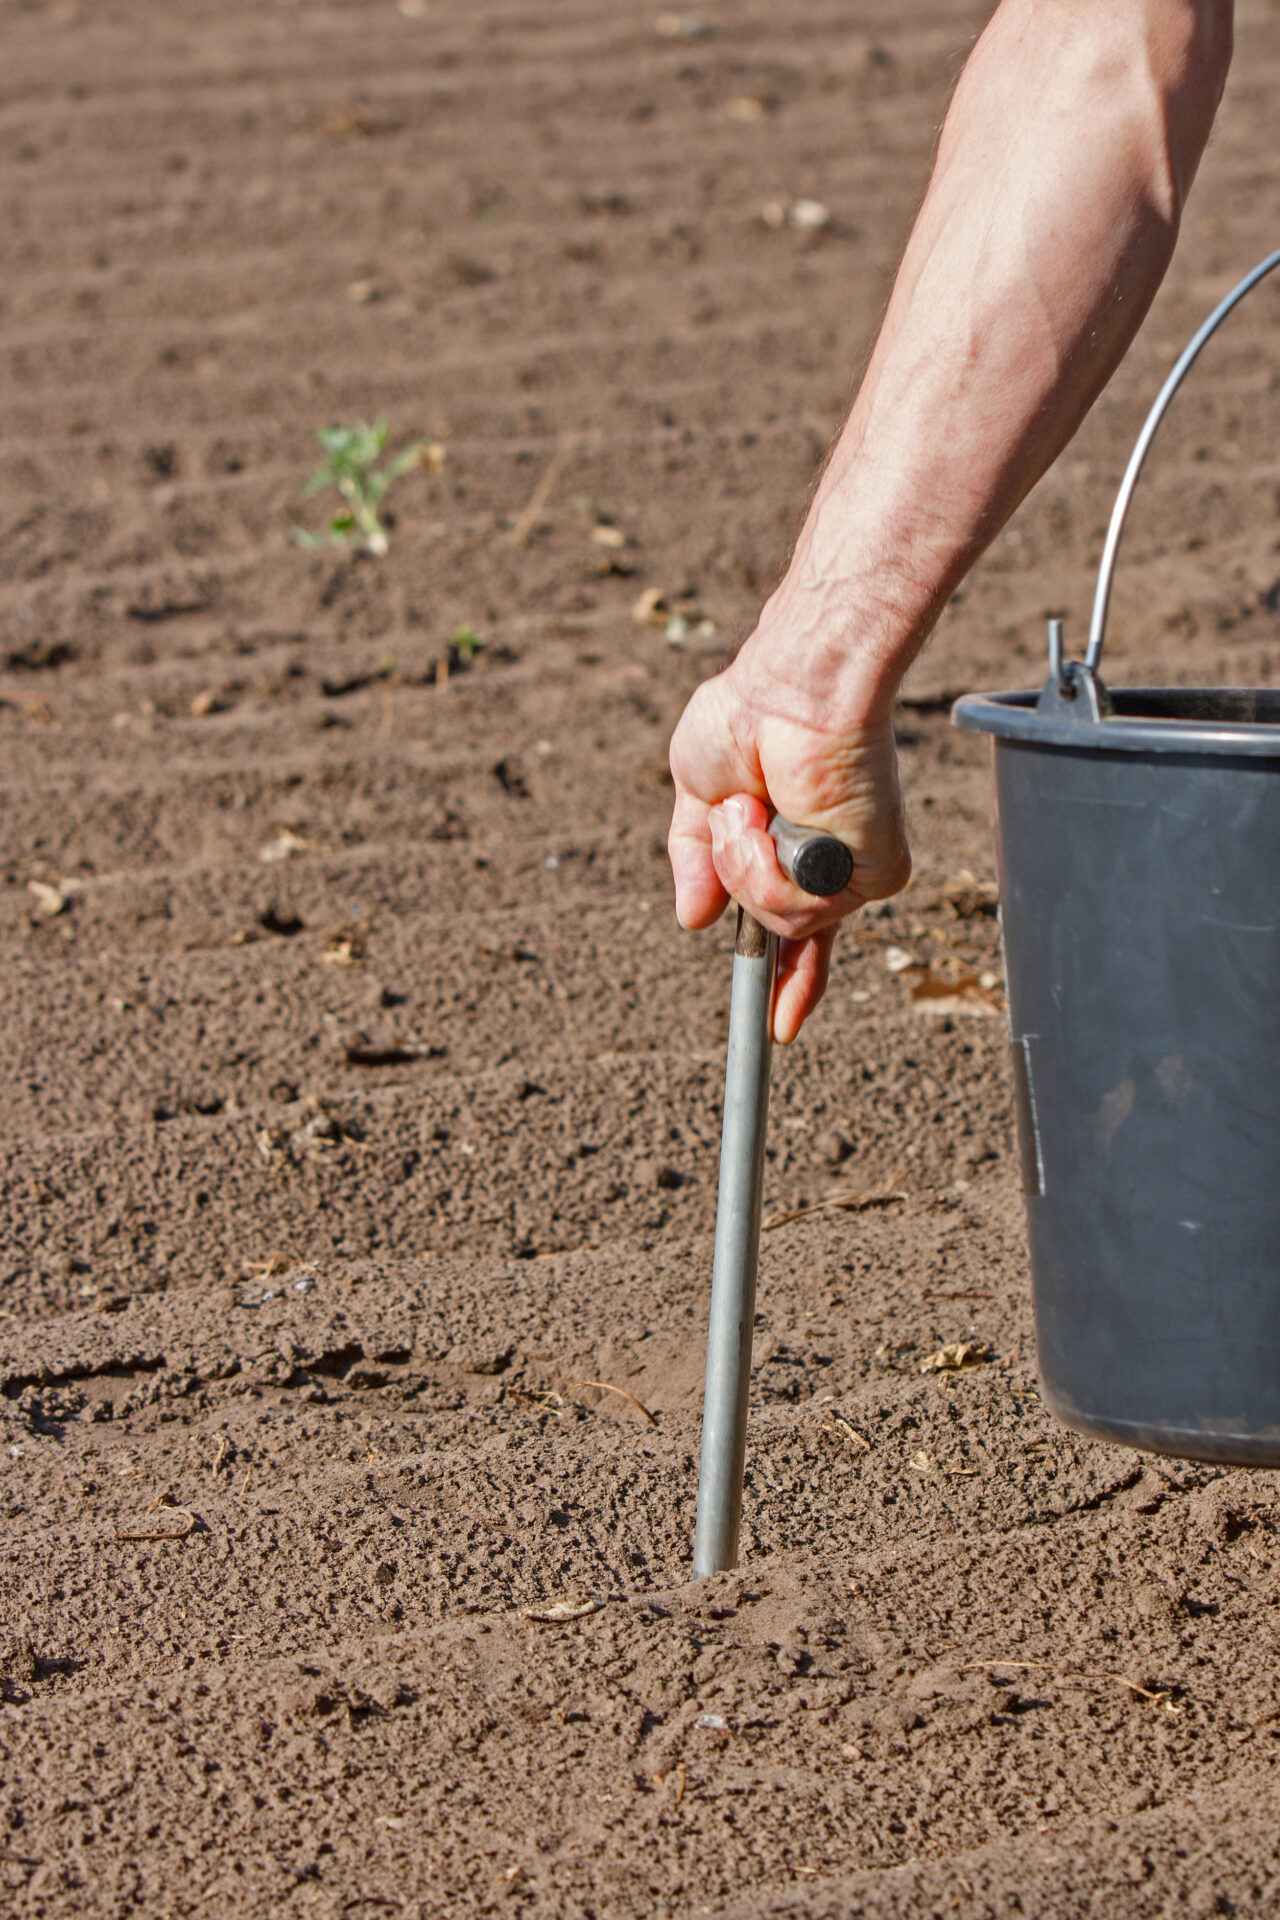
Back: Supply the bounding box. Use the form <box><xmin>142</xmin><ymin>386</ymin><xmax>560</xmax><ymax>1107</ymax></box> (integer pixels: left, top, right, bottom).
<box><xmin>114</xmin><ymin>1508</ymin><xmax>197</xmax><ymax>1543</ymax></box>
<box><xmin>566</xmin><ymin>1379</ymin><xmax>657</xmax><ymax>1427</ymax></box>
<box><xmin>509</xmin><ymin>436</ymin><xmax>577</xmax><ymax>548</ymax></box>
<box><xmin>762</xmin><ymin>1187</ymin><xmax>907</xmax><ymax>1231</ymax></box>
<box><xmin>956</xmin><ymin>1659</ymin><xmax>1180</xmax><ymax>1708</ymax></box>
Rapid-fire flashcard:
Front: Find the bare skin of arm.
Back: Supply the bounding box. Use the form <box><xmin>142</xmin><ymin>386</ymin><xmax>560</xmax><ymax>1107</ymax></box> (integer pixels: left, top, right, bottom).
<box><xmin>667</xmin><ymin>0</ymin><xmax>1233</xmax><ymax>1042</ymax></box>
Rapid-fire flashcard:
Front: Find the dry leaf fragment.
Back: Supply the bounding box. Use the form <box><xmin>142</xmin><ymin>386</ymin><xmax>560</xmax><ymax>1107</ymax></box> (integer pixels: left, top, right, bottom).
<box><xmin>343</xmin><ymin>1035</ymin><xmax>441</xmax><ymax>1067</ymax></box>
<box><xmin>908</xmin><ymin>967</ymin><xmax>1002</xmax><ymax>1017</ymax></box>
<box><xmin>259</xmin><ymin>829</ymin><xmax>310</xmax><ymax>864</ymax></box>
<box><xmin>920</xmin><ymin>1341</ymin><xmax>989</xmax><ymax>1375</ymax></box>
<box><xmin>821</xmin><ymin>1412</ymin><xmax>870</xmax><ymax>1452</ymax></box>
<box><xmin>248</xmin><ymin>1251</ymin><xmax>291</xmax><ymax>1280</ymax></box>
<box><xmin>655</xmin><ymin>11</ymin><xmax>710</xmax><ymax>37</ymax></box>
<box><xmin>633</xmin><ymin>586</ymin><xmax>670</xmax><ymax>626</ymax></box>
<box><xmin>322</xmin><ymin>927</ymin><xmax>366</xmax><ymax>967</ymax></box>
<box><xmin>27</xmin><ymin>879</ymin><xmax>72</xmax><ymax>917</ymax></box>
<box><xmin>519</xmin><ymin>1595</ymin><xmax>606</xmax><ymax>1624</ymax></box>
<box><xmin>943</xmin><ymin>869</ymin><xmax>999</xmax><ymax>919</ymax></box>
<box><xmin>908</xmin><ymin>1450</ymin><xmax>935</xmax><ymax>1474</ymax></box>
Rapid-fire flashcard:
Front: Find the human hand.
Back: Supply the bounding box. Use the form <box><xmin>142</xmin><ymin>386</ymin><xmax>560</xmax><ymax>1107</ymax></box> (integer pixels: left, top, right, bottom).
<box><xmin>667</xmin><ymin>646</ymin><xmax>912</xmax><ymax>1043</ymax></box>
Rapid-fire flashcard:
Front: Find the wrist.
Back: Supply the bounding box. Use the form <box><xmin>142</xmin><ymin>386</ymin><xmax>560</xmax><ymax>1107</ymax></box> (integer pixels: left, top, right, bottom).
<box><xmin>734</xmin><ymin>565</ymin><xmax>926</xmax><ymax>734</ymax></box>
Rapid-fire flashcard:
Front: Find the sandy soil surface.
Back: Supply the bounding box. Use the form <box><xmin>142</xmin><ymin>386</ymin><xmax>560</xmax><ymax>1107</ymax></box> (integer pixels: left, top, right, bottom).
<box><xmin>4</xmin><ymin>1</ymin><xmax>1280</xmax><ymax>1914</ymax></box>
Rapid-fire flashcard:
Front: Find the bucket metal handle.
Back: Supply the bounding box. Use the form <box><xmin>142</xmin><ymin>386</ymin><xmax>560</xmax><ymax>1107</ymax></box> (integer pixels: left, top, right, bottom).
<box><xmin>1082</xmin><ymin>245</ymin><xmax>1280</xmax><ymax>676</ymax></box>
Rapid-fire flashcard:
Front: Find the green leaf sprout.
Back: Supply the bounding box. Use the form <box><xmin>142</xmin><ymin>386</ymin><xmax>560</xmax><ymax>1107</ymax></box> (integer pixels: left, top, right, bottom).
<box><xmin>292</xmin><ymin>421</ymin><xmax>444</xmax><ymax>557</ymax></box>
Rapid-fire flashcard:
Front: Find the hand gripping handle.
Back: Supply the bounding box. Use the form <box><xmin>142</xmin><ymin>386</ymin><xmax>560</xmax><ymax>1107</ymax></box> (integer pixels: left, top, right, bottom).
<box><xmin>768</xmin><ymin>815</ymin><xmax>854</xmax><ymax>897</ymax></box>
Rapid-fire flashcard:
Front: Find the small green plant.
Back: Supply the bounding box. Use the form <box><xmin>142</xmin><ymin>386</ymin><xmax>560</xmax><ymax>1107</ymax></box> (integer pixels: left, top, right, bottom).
<box><xmin>292</xmin><ymin>421</ymin><xmax>443</xmax><ymax>557</ymax></box>
<box><xmin>450</xmin><ymin>623</ymin><xmax>486</xmax><ymax>665</ymax></box>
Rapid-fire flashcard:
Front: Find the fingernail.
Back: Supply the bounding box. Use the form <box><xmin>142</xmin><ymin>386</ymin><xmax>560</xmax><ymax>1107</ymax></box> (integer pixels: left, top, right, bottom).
<box><xmin>709</xmin><ymin>798</ymin><xmax>744</xmax><ymax>846</ymax></box>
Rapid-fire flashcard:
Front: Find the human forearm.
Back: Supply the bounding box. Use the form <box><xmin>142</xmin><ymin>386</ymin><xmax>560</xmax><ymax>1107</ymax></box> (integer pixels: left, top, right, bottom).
<box><xmin>666</xmin><ymin>0</ymin><xmax>1232</xmax><ymax>1040</ymax></box>
<box><xmin>742</xmin><ymin>0</ymin><xmax>1233</xmax><ymax>724</ymax></box>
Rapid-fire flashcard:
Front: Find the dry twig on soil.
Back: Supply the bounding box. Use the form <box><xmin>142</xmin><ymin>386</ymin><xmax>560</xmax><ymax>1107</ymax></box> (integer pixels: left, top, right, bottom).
<box><xmin>114</xmin><ymin>1507</ymin><xmax>197</xmax><ymax>1543</ymax></box>
<box><xmin>509</xmin><ymin>436</ymin><xmax>577</xmax><ymax>547</ymax></box>
<box><xmin>763</xmin><ymin>1185</ymin><xmax>906</xmax><ymax>1231</ymax></box>
<box><xmin>566</xmin><ymin>1379</ymin><xmax>657</xmax><ymax>1426</ymax></box>
<box><xmin>956</xmin><ymin>1658</ymin><xmax>1181</xmax><ymax>1710</ymax></box>
<box><xmin>819</xmin><ymin>1411</ymin><xmax>871</xmax><ymax>1452</ymax></box>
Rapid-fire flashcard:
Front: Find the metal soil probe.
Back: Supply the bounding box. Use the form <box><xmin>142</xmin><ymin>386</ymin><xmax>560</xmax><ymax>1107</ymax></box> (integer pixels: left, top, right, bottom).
<box><xmin>693</xmin><ymin>815</ymin><xmax>853</xmax><ymax>1577</ymax></box>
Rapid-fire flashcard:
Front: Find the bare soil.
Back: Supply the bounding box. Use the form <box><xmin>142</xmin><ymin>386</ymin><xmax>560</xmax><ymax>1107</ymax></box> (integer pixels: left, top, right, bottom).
<box><xmin>4</xmin><ymin>2</ymin><xmax>1280</xmax><ymax>1914</ymax></box>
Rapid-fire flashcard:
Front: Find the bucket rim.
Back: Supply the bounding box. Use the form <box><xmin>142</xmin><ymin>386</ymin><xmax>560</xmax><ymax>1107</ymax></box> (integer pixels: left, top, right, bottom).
<box><xmin>952</xmin><ymin>686</ymin><xmax>1280</xmax><ymax>757</ymax></box>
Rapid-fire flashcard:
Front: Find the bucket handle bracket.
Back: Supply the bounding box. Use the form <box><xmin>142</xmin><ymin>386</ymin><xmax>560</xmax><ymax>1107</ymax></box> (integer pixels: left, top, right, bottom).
<box><xmin>1037</xmin><ymin>617</ymin><xmax>1112</xmax><ymax>721</ymax></box>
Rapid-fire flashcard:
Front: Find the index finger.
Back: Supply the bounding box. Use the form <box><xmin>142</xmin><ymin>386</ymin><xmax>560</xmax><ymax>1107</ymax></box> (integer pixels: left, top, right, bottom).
<box><xmin>668</xmin><ymin>788</ymin><xmax>730</xmax><ymax>929</ymax></box>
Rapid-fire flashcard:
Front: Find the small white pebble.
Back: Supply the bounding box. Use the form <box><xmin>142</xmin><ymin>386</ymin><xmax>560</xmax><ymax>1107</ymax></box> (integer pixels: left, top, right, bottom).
<box><xmin>695</xmin><ymin>1713</ymin><xmax>727</xmax><ymax>1730</ymax></box>
<box><xmin>788</xmin><ymin>198</ymin><xmax>831</xmax><ymax>231</ymax></box>
<box><xmin>655</xmin><ymin>11</ymin><xmax>710</xmax><ymax>38</ymax></box>
<box><xmin>884</xmin><ymin>945</ymin><xmax>916</xmax><ymax>973</ymax></box>
<box><xmin>545</xmin><ymin>855</ymin><xmax>560</xmax><ymax>870</ymax></box>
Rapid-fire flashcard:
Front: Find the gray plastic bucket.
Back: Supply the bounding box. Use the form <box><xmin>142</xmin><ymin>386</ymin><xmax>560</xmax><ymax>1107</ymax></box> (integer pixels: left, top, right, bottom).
<box><xmin>953</xmin><ymin>247</ymin><xmax>1280</xmax><ymax>1464</ymax></box>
